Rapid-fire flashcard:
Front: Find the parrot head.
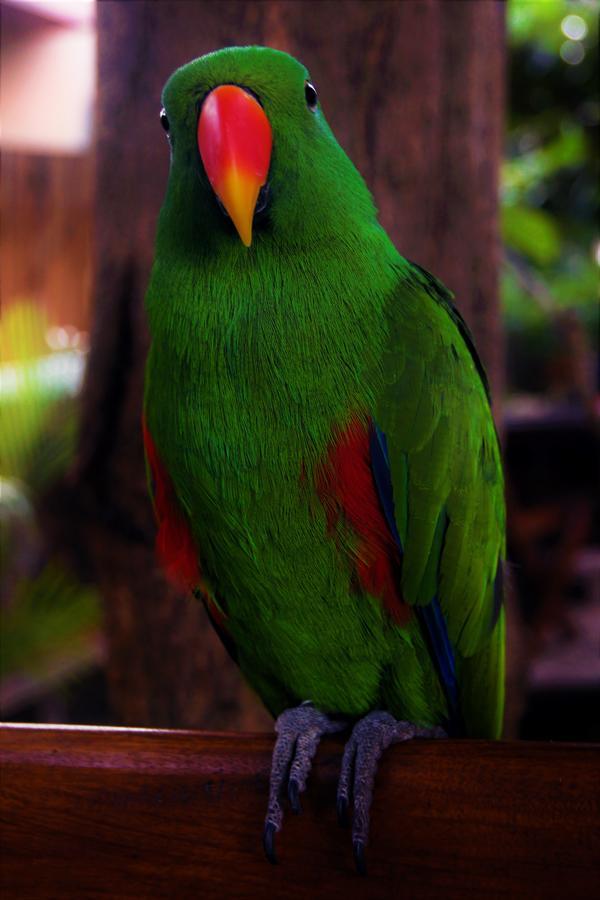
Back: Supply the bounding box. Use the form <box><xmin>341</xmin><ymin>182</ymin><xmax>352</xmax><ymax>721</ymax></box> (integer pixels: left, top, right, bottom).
<box><xmin>158</xmin><ymin>46</ymin><xmax>376</xmax><ymax>253</ymax></box>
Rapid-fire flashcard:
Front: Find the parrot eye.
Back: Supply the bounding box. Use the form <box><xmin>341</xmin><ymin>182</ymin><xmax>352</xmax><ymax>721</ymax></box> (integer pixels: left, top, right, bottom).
<box><xmin>305</xmin><ymin>81</ymin><xmax>318</xmax><ymax>111</ymax></box>
<box><xmin>159</xmin><ymin>108</ymin><xmax>170</xmax><ymax>133</ymax></box>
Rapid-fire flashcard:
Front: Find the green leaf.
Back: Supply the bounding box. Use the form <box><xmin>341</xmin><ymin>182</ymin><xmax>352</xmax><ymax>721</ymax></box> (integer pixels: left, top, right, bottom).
<box><xmin>502</xmin><ymin>204</ymin><xmax>561</xmax><ymax>265</ymax></box>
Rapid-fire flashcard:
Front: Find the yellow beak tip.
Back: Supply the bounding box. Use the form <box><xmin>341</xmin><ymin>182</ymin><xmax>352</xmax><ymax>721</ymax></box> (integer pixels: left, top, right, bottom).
<box><xmin>231</xmin><ymin>217</ymin><xmax>252</xmax><ymax>247</ymax></box>
<box><xmin>216</xmin><ymin>170</ymin><xmax>260</xmax><ymax>248</ymax></box>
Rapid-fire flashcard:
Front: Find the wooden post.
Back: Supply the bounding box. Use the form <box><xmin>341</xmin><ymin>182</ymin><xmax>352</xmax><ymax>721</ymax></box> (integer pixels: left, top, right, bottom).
<box><xmin>1</xmin><ymin>725</ymin><xmax>598</xmax><ymax>899</ymax></box>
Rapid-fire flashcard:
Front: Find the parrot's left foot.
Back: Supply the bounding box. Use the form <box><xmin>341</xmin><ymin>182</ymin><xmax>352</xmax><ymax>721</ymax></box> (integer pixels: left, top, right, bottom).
<box><xmin>337</xmin><ymin>711</ymin><xmax>446</xmax><ymax>875</ymax></box>
<box><xmin>263</xmin><ymin>702</ymin><xmax>347</xmax><ymax>864</ymax></box>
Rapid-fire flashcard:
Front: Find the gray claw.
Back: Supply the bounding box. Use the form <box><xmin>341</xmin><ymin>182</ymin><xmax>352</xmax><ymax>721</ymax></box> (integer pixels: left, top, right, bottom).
<box><xmin>288</xmin><ymin>778</ymin><xmax>302</xmax><ymax>814</ymax></box>
<box><xmin>353</xmin><ymin>839</ymin><xmax>367</xmax><ymax>876</ymax></box>
<box><xmin>337</xmin><ymin>794</ymin><xmax>349</xmax><ymax>827</ymax></box>
<box><xmin>263</xmin><ymin>822</ymin><xmax>278</xmax><ymax>865</ymax></box>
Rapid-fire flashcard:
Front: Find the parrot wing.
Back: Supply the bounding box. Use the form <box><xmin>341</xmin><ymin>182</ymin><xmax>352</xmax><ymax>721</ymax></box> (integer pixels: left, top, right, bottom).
<box><xmin>374</xmin><ymin>263</ymin><xmax>505</xmax><ymax>737</ymax></box>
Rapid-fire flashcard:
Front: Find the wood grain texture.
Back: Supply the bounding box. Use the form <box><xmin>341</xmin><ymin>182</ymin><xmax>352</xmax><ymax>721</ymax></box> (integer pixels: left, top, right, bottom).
<box><xmin>1</xmin><ymin>725</ymin><xmax>598</xmax><ymax>899</ymax></box>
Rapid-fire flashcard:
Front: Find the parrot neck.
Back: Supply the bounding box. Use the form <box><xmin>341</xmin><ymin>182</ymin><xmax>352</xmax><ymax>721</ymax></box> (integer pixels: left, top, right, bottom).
<box><xmin>144</xmin><ymin>222</ymin><xmax>406</xmax><ymax>482</ymax></box>
<box><xmin>148</xmin><ymin>225</ymin><xmax>397</xmax><ymax>377</ymax></box>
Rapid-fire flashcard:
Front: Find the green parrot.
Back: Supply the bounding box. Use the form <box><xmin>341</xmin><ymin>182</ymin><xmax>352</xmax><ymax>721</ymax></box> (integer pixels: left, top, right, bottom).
<box><xmin>143</xmin><ymin>46</ymin><xmax>505</xmax><ymax>874</ymax></box>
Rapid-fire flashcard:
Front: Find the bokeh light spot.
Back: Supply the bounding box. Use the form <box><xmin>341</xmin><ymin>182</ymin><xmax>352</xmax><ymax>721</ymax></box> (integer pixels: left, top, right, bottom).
<box><xmin>560</xmin><ymin>15</ymin><xmax>588</xmax><ymax>42</ymax></box>
<box><xmin>560</xmin><ymin>40</ymin><xmax>585</xmax><ymax>66</ymax></box>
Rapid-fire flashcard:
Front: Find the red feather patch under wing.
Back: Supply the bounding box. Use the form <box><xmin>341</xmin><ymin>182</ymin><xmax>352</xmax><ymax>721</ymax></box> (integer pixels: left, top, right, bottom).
<box><xmin>142</xmin><ymin>417</ymin><xmax>202</xmax><ymax>593</ymax></box>
<box><xmin>317</xmin><ymin>417</ymin><xmax>410</xmax><ymax>625</ymax></box>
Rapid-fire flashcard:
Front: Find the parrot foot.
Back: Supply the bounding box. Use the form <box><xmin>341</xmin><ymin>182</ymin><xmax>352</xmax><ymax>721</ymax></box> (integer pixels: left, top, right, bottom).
<box><xmin>336</xmin><ymin>711</ymin><xmax>446</xmax><ymax>875</ymax></box>
<box><xmin>263</xmin><ymin>702</ymin><xmax>347</xmax><ymax>864</ymax></box>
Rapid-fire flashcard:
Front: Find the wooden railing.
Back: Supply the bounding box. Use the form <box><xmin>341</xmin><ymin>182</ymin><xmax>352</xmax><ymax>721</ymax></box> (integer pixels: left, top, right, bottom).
<box><xmin>1</xmin><ymin>724</ymin><xmax>598</xmax><ymax>898</ymax></box>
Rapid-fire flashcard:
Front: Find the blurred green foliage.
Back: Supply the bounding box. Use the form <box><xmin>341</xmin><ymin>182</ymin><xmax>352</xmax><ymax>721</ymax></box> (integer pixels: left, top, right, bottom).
<box><xmin>0</xmin><ymin>564</ymin><xmax>99</xmax><ymax>681</ymax></box>
<box><xmin>0</xmin><ymin>304</ymin><xmax>101</xmax><ymax>706</ymax></box>
<box><xmin>503</xmin><ymin>0</ymin><xmax>599</xmax><ymax>391</ymax></box>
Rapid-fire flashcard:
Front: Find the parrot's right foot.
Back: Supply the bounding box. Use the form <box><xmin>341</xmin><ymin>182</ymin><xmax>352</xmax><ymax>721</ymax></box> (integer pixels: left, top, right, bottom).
<box><xmin>263</xmin><ymin>702</ymin><xmax>347</xmax><ymax>864</ymax></box>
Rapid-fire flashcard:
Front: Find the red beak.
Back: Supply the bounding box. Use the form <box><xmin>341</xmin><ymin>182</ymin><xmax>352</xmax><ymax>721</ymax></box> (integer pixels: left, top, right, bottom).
<box><xmin>198</xmin><ymin>84</ymin><xmax>272</xmax><ymax>247</ymax></box>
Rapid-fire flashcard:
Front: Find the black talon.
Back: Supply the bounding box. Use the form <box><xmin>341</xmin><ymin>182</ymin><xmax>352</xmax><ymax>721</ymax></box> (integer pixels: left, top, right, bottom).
<box><xmin>337</xmin><ymin>795</ymin><xmax>349</xmax><ymax>827</ymax></box>
<box><xmin>353</xmin><ymin>839</ymin><xmax>367</xmax><ymax>876</ymax></box>
<box><xmin>263</xmin><ymin>822</ymin><xmax>278</xmax><ymax>865</ymax></box>
<box><xmin>288</xmin><ymin>778</ymin><xmax>302</xmax><ymax>814</ymax></box>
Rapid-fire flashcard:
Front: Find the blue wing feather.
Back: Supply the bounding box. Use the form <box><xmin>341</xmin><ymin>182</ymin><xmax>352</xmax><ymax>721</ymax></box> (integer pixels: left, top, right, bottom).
<box><xmin>369</xmin><ymin>421</ymin><xmax>462</xmax><ymax>734</ymax></box>
<box><xmin>369</xmin><ymin>423</ymin><xmax>403</xmax><ymax>548</ymax></box>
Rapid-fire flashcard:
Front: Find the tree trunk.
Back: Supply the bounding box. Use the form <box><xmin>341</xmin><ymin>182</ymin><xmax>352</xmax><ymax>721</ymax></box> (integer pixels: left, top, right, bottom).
<box><xmin>63</xmin><ymin>0</ymin><xmax>505</xmax><ymax>728</ymax></box>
